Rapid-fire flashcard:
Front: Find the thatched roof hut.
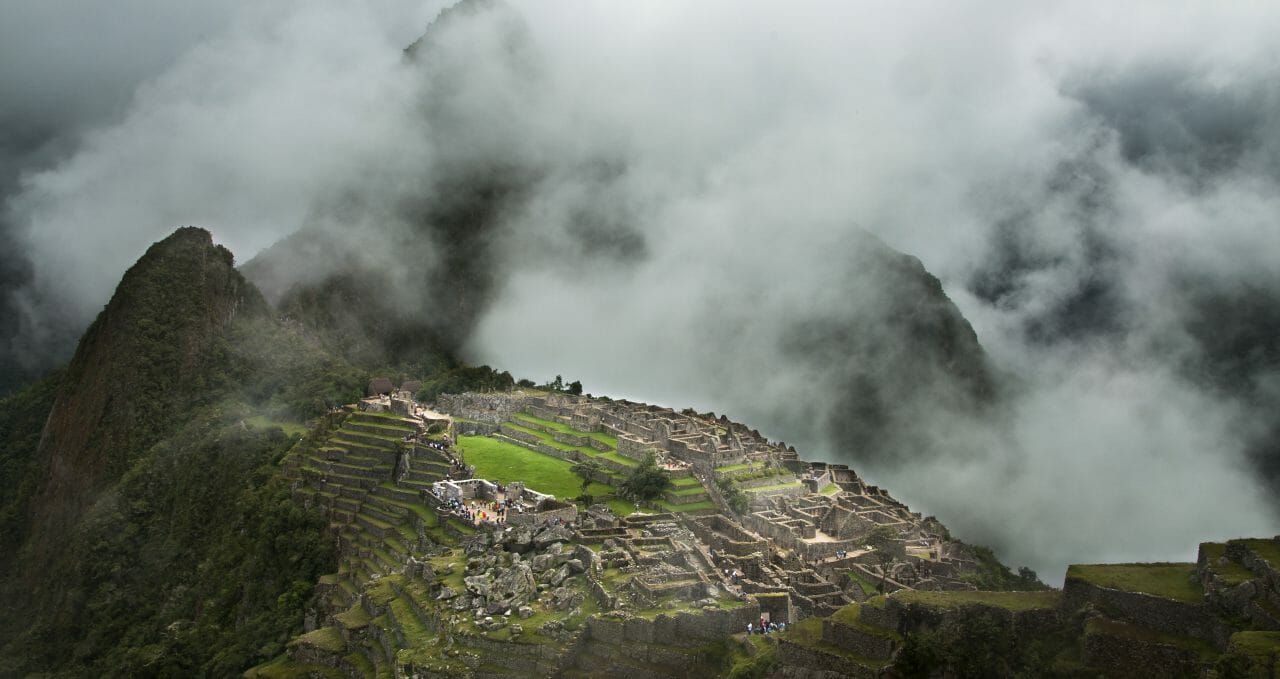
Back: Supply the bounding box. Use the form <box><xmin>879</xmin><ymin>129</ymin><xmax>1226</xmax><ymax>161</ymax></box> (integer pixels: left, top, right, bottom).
<box><xmin>367</xmin><ymin>377</ymin><xmax>394</xmax><ymax>396</ymax></box>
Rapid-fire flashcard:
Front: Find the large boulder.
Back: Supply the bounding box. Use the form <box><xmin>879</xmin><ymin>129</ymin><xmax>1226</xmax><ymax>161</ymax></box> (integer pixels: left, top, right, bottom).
<box><xmin>505</xmin><ymin>527</ymin><xmax>537</xmax><ymax>553</ymax></box>
<box><xmin>534</xmin><ymin>524</ymin><xmax>574</xmax><ymax>549</ymax></box>
<box><xmin>550</xmin><ymin>564</ymin><xmax>573</xmax><ymax>587</ymax></box>
<box><xmin>550</xmin><ymin>587</ymin><xmax>585</xmax><ymax>611</ymax></box>
<box><xmin>463</xmin><ymin>574</ymin><xmax>493</xmax><ymax>598</ymax></box>
<box><xmin>491</xmin><ymin>563</ymin><xmax>538</xmax><ymax>602</ymax></box>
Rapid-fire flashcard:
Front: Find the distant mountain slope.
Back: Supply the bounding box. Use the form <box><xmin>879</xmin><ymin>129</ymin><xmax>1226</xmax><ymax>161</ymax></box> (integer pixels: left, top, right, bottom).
<box><xmin>804</xmin><ymin>233</ymin><xmax>996</xmax><ymax>467</ymax></box>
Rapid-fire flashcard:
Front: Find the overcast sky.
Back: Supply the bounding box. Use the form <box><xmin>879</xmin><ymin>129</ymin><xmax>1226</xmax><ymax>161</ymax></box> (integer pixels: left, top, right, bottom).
<box><xmin>2</xmin><ymin>0</ymin><xmax>1278</xmax><ymax>581</ymax></box>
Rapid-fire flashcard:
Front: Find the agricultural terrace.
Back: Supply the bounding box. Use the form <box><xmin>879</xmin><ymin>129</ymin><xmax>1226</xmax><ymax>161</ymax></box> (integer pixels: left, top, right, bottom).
<box><xmin>1066</xmin><ymin>563</ymin><xmax>1203</xmax><ymax>603</ymax></box>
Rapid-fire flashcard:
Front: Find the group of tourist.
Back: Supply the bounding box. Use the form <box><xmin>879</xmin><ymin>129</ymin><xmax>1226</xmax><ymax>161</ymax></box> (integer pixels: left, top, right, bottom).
<box><xmin>746</xmin><ymin>619</ymin><xmax>785</xmax><ymax>635</ymax></box>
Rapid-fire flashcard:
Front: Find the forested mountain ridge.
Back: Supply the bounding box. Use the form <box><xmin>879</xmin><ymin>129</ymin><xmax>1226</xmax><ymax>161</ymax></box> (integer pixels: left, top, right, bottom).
<box><xmin>0</xmin><ymin>227</ymin><xmax>372</xmax><ymax>676</ymax></box>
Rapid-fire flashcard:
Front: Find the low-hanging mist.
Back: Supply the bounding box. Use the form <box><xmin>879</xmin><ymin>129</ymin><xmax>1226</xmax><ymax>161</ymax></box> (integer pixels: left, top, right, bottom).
<box><xmin>3</xmin><ymin>0</ymin><xmax>1278</xmax><ymax>580</ymax></box>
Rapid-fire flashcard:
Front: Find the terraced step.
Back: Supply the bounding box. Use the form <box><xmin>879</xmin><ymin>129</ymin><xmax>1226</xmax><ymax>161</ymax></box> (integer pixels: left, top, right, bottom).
<box><xmin>330</xmin><ymin>437</ymin><xmax>390</xmax><ymax>458</ymax></box>
<box><xmin>345</xmin><ymin>421</ymin><xmax>416</xmax><ymax>438</ymax></box>
<box><xmin>338</xmin><ymin>428</ymin><xmax>405</xmax><ymax>448</ymax></box>
<box><xmin>349</xmin><ymin>411</ymin><xmax>416</xmax><ymax>427</ymax></box>
<box><xmin>1083</xmin><ymin>617</ymin><xmax>1217</xmax><ymax>676</ymax></box>
<box><xmin>373</xmin><ymin>482</ymin><xmax>421</xmax><ymax>504</ymax></box>
<box><xmin>331</xmin><ymin>462</ymin><xmax>385</xmax><ymax>480</ymax></box>
<box><xmin>343</xmin><ymin>651</ymin><xmax>376</xmax><ymax>679</ymax></box>
<box><xmin>355</xmin><ymin>512</ymin><xmax>395</xmax><ymax>538</ymax></box>
<box><xmin>387</xmin><ymin>594</ymin><xmax>433</xmax><ymax>652</ymax></box>
<box><xmin>341</xmin><ymin>453</ymin><xmax>389</xmax><ymax>469</ymax></box>
<box><xmin>361</xmin><ymin>501</ymin><xmax>403</xmax><ymax>526</ymax></box>
<box><xmin>403</xmin><ymin>468</ymin><xmax>448</xmax><ymax>485</ymax></box>
<box><xmin>335</xmin><ymin>496</ymin><xmax>362</xmax><ymax>513</ymax></box>
<box><xmin>319</xmin><ymin>472</ymin><xmax>378</xmax><ymax>492</ymax></box>
<box><xmin>412</xmin><ymin>445</ymin><xmax>454</xmax><ymax>465</ymax></box>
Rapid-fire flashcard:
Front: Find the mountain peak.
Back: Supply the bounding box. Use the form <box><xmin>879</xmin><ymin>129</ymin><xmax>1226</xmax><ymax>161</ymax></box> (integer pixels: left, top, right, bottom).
<box><xmin>25</xmin><ymin>226</ymin><xmax>264</xmax><ymax>544</ymax></box>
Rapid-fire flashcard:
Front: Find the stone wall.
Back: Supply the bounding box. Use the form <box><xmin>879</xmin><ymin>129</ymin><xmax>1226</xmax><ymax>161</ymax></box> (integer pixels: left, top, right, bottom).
<box><xmin>437</xmin><ymin>393</ymin><xmax>531</xmax><ymax>424</ymax></box>
<box><xmin>774</xmin><ymin>638</ymin><xmax>880</xmax><ymax>679</ymax></box>
<box><xmin>455</xmin><ymin>421</ymin><xmax>499</xmax><ymax>436</ymax></box>
<box><xmin>553</xmin><ymin>431</ymin><xmax>592</xmax><ymax>448</ymax></box>
<box><xmin>617</xmin><ymin>435</ymin><xmax>656</xmax><ymax>461</ymax></box>
<box><xmin>570</xmin><ymin>412</ymin><xmax>601</xmax><ymax>432</ymax></box>
<box><xmin>823</xmin><ymin>619</ymin><xmax>897</xmax><ymax>660</ymax></box>
<box><xmin>1083</xmin><ymin>622</ymin><xmax>1206</xmax><ymax>677</ymax></box>
<box><xmin>527</xmin><ymin>403</ymin><xmax>564</xmax><ymax>422</ymax></box>
<box><xmin>1063</xmin><ymin>577</ymin><xmax>1230</xmax><ymax>648</ymax></box>
<box><xmin>506</xmin><ymin>503</ymin><xmax>578</xmax><ymax>527</ymax></box>
<box><xmin>582</xmin><ymin>604</ymin><xmax>760</xmax><ymax>647</ymax></box>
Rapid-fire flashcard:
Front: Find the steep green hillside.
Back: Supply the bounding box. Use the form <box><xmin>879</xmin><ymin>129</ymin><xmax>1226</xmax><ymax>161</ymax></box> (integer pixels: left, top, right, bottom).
<box><xmin>0</xmin><ymin>228</ymin><xmax>376</xmax><ymax>676</ymax></box>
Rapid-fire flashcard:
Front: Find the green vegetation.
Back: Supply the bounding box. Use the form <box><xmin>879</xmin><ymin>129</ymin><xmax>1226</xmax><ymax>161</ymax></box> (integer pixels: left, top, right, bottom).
<box><xmin>890</xmin><ymin>589</ymin><xmax>1061</xmax><ymax>612</ymax></box>
<box><xmin>620</xmin><ymin>454</ymin><xmax>673</xmax><ymax>501</ymax></box>
<box><xmin>1</xmin><ymin>411</ymin><xmax>337</xmax><ymax>676</ymax></box>
<box><xmin>716</xmin><ymin>475</ymin><xmax>750</xmax><ymax>515</ymax></box>
<box><xmin>897</xmin><ymin>606</ymin><xmax>1070</xmax><ymax>677</ymax></box>
<box><xmin>844</xmin><ymin>571</ymin><xmax>879</xmax><ymax>596</ymax></box>
<box><xmin>1201</xmin><ymin>542</ymin><xmax>1257</xmax><ymax>586</ymax></box>
<box><xmin>1086</xmin><ymin>618</ymin><xmax>1218</xmax><ymax>659</ymax></box>
<box><xmin>0</xmin><ymin>373</ymin><xmax>60</xmax><ymax>556</ymax></box>
<box><xmin>413</xmin><ymin>365</ymin><xmax>514</xmax><ymax>402</ymax></box>
<box><xmin>1067</xmin><ymin>562</ymin><xmax>1202</xmax><ymax>602</ymax></box>
<box><xmin>1234</xmin><ymin>538</ymin><xmax>1280</xmax><ymax>567</ymax></box>
<box><xmin>778</xmin><ymin>617</ymin><xmax>891</xmax><ymax>671</ymax></box>
<box><xmin>504</xmin><ymin>421</ymin><xmax>635</xmax><ymax>469</ymax></box>
<box><xmin>961</xmin><ymin>544</ymin><xmax>1052</xmax><ymax>591</ymax></box>
<box><xmin>457</xmin><ymin>435</ymin><xmax>614</xmax><ymax>499</ymax></box>
<box><xmin>866</xmin><ymin>525</ymin><xmax>905</xmax><ymax>593</ymax></box>
<box><xmin>655</xmin><ymin>499</ymin><xmax>718</xmax><ymax>513</ymax></box>
<box><xmin>1228</xmin><ymin>631</ymin><xmax>1280</xmax><ymax>656</ymax></box>
<box><xmin>292</xmin><ymin>626</ymin><xmax>346</xmax><ymax>653</ymax></box>
<box><xmin>245</xmin><ymin>415</ymin><xmax>309</xmax><ymax>437</ymax></box>
<box><xmin>514</xmin><ymin>412</ymin><xmax>618</xmax><ymax>447</ymax></box>
<box><xmin>724</xmin><ymin>636</ymin><xmax>778</xmax><ymax>679</ymax></box>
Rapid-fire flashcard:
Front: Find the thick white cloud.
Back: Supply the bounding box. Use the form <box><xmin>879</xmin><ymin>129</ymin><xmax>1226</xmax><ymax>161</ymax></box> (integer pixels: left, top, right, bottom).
<box><xmin>3</xmin><ymin>0</ymin><xmax>1279</xmax><ymax>581</ymax></box>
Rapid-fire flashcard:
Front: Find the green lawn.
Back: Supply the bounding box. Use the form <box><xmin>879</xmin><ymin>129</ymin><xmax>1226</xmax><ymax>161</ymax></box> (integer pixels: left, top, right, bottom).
<box><xmin>606</xmin><ymin>498</ymin><xmax>637</xmax><ymax>517</ymax></box>
<box><xmin>457</xmin><ymin>435</ymin><xmax>613</xmax><ymax>500</ymax></box>
<box><xmin>671</xmin><ymin>476</ymin><xmax>702</xmax><ymax>487</ymax></box>
<box><xmin>506</xmin><ymin>422</ymin><xmax>638</xmax><ymax>470</ymax></box>
<box><xmin>655</xmin><ymin>499</ymin><xmax>717</xmax><ymax>513</ymax></box>
<box><xmin>514</xmin><ymin>412</ymin><xmax>619</xmax><ymax>447</ymax></box>
<box><xmin>1067</xmin><ymin>563</ymin><xmax>1202</xmax><ymax>603</ymax></box>
<box><xmin>820</xmin><ymin>483</ymin><xmax>840</xmax><ymax>495</ymax></box>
